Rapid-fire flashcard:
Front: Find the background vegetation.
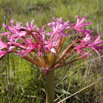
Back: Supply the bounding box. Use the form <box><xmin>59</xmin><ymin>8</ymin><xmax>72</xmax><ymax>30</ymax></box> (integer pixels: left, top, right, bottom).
<box><xmin>0</xmin><ymin>0</ymin><xmax>103</xmax><ymax>103</ymax></box>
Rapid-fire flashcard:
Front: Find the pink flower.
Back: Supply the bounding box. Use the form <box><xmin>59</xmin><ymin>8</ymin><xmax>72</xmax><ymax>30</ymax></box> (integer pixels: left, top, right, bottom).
<box><xmin>36</xmin><ymin>25</ymin><xmax>45</xmax><ymax>36</ymax></box>
<box><xmin>25</xmin><ymin>20</ymin><xmax>35</xmax><ymax>31</ymax></box>
<box><xmin>15</xmin><ymin>41</ymin><xmax>41</xmax><ymax>57</ymax></box>
<box><xmin>71</xmin><ymin>15</ymin><xmax>92</xmax><ymax>34</ymax></box>
<box><xmin>2</xmin><ymin>20</ymin><xmax>36</xmax><ymax>37</ymax></box>
<box><xmin>47</xmin><ymin>17</ymin><xmax>69</xmax><ymax>41</ymax></box>
<box><xmin>12</xmin><ymin>35</ymin><xmax>42</xmax><ymax>57</ymax></box>
<box><xmin>74</xmin><ymin>33</ymin><xmax>92</xmax><ymax>58</ymax></box>
<box><xmin>74</xmin><ymin>32</ymin><xmax>103</xmax><ymax>58</ymax></box>
<box><xmin>74</xmin><ymin>44</ymin><xmax>90</xmax><ymax>59</ymax></box>
<box><xmin>88</xmin><ymin>33</ymin><xmax>103</xmax><ymax>55</ymax></box>
<box><xmin>2</xmin><ymin>21</ymin><xmax>26</xmax><ymax>40</ymax></box>
<box><xmin>3</xmin><ymin>19</ymin><xmax>22</xmax><ymax>32</ymax></box>
<box><xmin>43</xmin><ymin>37</ymin><xmax>57</xmax><ymax>53</ymax></box>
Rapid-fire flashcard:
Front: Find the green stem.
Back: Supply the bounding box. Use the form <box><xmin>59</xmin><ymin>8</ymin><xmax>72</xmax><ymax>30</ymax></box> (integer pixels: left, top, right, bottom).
<box><xmin>46</xmin><ymin>70</ymin><xmax>55</xmax><ymax>103</ymax></box>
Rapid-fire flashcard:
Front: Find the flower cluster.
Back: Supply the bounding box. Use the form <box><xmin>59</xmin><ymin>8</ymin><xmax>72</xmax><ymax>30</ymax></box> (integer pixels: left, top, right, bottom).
<box><xmin>0</xmin><ymin>18</ymin><xmax>69</xmax><ymax>57</ymax></box>
<box><xmin>0</xmin><ymin>15</ymin><xmax>103</xmax><ymax>74</ymax></box>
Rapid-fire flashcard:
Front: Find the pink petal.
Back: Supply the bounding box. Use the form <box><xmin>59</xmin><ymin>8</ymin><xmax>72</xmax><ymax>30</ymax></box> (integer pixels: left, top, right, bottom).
<box><xmin>51</xmin><ymin>48</ymin><xmax>56</xmax><ymax>53</ymax></box>
<box><xmin>26</xmin><ymin>21</ymin><xmax>30</xmax><ymax>30</ymax></box>
<box><xmin>75</xmin><ymin>15</ymin><xmax>80</xmax><ymax>25</ymax></box>
<box><xmin>0</xmin><ymin>31</ymin><xmax>11</xmax><ymax>35</ymax></box>
<box><xmin>3</xmin><ymin>24</ymin><xmax>14</xmax><ymax>31</ymax></box>
<box><xmin>0</xmin><ymin>50</ymin><xmax>8</xmax><ymax>58</ymax></box>
<box><xmin>78</xmin><ymin>15</ymin><xmax>86</xmax><ymax>25</ymax></box>
<box><xmin>94</xmin><ymin>32</ymin><xmax>101</xmax><ymax>43</ymax></box>
<box><xmin>0</xmin><ymin>38</ymin><xmax>8</xmax><ymax>49</ymax></box>
<box><xmin>10</xmin><ymin>19</ymin><xmax>15</xmax><ymax>27</ymax></box>
<box><xmin>78</xmin><ymin>22</ymin><xmax>92</xmax><ymax>28</ymax></box>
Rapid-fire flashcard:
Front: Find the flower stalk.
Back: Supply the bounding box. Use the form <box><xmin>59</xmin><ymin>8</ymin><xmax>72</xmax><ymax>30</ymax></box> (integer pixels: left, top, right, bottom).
<box><xmin>46</xmin><ymin>70</ymin><xmax>55</xmax><ymax>103</ymax></box>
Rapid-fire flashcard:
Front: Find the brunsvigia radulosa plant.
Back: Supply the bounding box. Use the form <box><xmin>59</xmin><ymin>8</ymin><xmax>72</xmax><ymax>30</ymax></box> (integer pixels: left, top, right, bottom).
<box><xmin>0</xmin><ymin>15</ymin><xmax>103</xmax><ymax>103</ymax></box>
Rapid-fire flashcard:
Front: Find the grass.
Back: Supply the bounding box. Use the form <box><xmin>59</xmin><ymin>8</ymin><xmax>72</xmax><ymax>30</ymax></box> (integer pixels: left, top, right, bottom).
<box><xmin>0</xmin><ymin>0</ymin><xmax>103</xmax><ymax>103</ymax></box>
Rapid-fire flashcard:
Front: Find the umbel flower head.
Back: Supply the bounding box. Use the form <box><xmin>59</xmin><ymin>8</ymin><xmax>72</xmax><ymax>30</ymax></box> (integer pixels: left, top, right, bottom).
<box><xmin>0</xmin><ymin>15</ymin><xmax>103</xmax><ymax>75</ymax></box>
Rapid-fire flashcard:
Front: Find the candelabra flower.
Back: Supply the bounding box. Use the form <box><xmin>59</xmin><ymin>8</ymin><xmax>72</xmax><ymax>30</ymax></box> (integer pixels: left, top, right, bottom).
<box><xmin>71</xmin><ymin>15</ymin><xmax>92</xmax><ymax>34</ymax></box>
<box><xmin>0</xmin><ymin>15</ymin><xmax>103</xmax><ymax>103</ymax></box>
